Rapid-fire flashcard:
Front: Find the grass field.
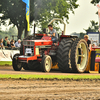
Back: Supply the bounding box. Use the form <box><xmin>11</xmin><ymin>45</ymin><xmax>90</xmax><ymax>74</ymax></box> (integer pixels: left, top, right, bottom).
<box><xmin>0</xmin><ymin>62</ymin><xmax>100</xmax><ymax>80</ymax></box>
<box><xmin>0</xmin><ymin>61</ymin><xmax>12</xmax><ymax>66</ymax></box>
<box><xmin>0</xmin><ymin>74</ymin><xmax>100</xmax><ymax>80</ymax></box>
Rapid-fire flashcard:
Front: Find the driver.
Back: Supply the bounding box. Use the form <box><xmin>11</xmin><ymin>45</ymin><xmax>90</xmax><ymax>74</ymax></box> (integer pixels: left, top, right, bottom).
<box><xmin>48</xmin><ymin>25</ymin><xmax>58</xmax><ymax>43</ymax></box>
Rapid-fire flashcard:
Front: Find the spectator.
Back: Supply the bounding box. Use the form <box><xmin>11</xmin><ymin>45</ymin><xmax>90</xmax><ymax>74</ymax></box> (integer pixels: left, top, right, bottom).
<box><xmin>10</xmin><ymin>40</ymin><xmax>15</xmax><ymax>48</ymax></box>
<box><xmin>3</xmin><ymin>36</ymin><xmax>8</xmax><ymax>46</ymax></box>
<box><xmin>15</xmin><ymin>39</ymin><xmax>21</xmax><ymax>47</ymax></box>
<box><xmin>84</xmin><ymin>35</ymin><xmax>91</xmax><ymax>50</ymax></box>
<box><xmin>15</xmin><ymin>40</ymin><xmax>17</xmax><ymax>43</ymax></box>
<box><xmin>7</xmin><ymin>40</ymin><xmax>11</xmax><ymax>47</ymax></box>
<box><xmin>0</xmin><ymin>38</ymin><xmax>4</xmax><ymax>48</ymax></box>
<box><xmin>92</xmin><ymin>44</ymin><xmax>98</xmax><ymax>47</ymax></box>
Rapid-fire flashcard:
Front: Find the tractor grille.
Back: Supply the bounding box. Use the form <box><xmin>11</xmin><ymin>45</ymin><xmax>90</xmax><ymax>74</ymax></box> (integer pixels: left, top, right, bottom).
<box><xmin>24</xmin><ymin>46</ymin><xmax>34</xmax><ymax>56</ymax></box>
<box><xmin>23</xmin><ymin>41</ymin><xmax>34</xmax><ymax>46</ymax></box>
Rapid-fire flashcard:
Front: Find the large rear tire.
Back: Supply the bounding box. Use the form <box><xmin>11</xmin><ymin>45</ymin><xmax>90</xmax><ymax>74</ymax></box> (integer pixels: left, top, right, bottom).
<box><xmin>57</xmin><ymin>39</ymin><xmax>73</xmax><ymax>72</ymax></box>
<box><xmin>12</xmin><ymin>54</ymin><xmax>22</xmax><ymax>71</ymax></box>
<box><xmin>70</xmin><ymin>39</ymin><xmax>88</xmax><ymax>73</ymax></box>
<box><xmin>28</xmin><ymin>60</ymin><xmax>41</xmax><ymax>71</ymax></box>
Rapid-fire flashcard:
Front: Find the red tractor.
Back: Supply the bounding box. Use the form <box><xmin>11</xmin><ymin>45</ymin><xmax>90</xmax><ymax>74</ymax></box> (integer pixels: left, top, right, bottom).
<box><xmin>13</xmin><ymin>18</ymin><xmax>89</xmax><ymax>73</ymax></box>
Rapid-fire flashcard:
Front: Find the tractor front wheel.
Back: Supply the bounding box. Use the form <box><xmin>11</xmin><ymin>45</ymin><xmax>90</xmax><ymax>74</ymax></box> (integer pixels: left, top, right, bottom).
<box><xmin>12</xmin><ymin>54</ymin><xmax>22</xmax><ymax>71</ymax></box>
<box><xmin>41</xmin><ymin>55</ymin><xmax>52</xmax><ymax>72</ymax></box>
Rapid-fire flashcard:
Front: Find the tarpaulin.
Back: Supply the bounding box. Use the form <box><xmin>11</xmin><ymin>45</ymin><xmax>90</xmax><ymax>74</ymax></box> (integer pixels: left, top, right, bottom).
<box><xmin>0</xmin><ymin>50</ymin><xmax>20</xmax><ymax>61</ymax></box>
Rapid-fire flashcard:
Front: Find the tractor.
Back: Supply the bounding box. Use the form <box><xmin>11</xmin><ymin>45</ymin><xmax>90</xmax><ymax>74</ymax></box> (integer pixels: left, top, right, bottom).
<box><xmin>12</xmin><ymin>18</ymin><xmax>88</xmax><ymax>73</ymax></box>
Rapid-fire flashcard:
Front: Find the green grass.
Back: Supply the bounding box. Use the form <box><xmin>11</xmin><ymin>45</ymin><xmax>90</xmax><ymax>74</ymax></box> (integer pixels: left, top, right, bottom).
<box><xmin>0</xmin><ymin>74</ymin><xmax>100</xmax><ymax>80</ymax></box>
<box><xmin>0</xmin><ymin>61</ymin><xmax>12</xmax><ymax>66</ymax></box>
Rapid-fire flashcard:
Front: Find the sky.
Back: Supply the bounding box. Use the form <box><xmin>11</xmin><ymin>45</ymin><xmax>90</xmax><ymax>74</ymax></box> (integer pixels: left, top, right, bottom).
<box><xmin>0</xmin><ymin>0</ymin><xmax>99</xmax><ymax>34</ymax></box>
<box><xmin>66</xmin><ymin>0</ymin><xmax>99</xmax><ymax>34</ymax></box>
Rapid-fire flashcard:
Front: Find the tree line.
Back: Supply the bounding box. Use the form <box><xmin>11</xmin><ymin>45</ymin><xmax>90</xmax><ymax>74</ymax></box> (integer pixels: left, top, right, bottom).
<box><xmin>0</xmin><ymin>0</ymin><xmax>79</xmax><ymax>39</ymax></box>
<box><xmin>0</xmin><ymin>0</ymin><xmax>99</xmax><ymax>39</ymax></box>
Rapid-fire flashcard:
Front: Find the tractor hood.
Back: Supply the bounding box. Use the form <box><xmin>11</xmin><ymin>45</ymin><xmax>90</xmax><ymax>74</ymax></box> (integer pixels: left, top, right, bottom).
<box><xmin>23</xmin><ymin>39</ymin><xmax>53</xmax><ymax>46</ymax></box>
<box><xmin>23</xmin><ymin>36</ymin><xmax>53</xmax><ymax>46</ymax></box>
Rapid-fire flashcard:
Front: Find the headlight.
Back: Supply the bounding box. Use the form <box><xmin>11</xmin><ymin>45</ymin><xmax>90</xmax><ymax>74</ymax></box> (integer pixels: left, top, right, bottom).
<box><xmin>36</xmin><ymin>48</ymin><xmax>39</xmax><ymax>55</ymax></box>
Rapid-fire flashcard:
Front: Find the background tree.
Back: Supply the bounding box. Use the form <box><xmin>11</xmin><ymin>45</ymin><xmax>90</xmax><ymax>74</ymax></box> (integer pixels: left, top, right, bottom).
<box><xmin>91</xmin><ymin>0</ymin><xmax>99</xmax><ymax>5</ymax></box>
<box><xmin>84</xmin><ymin>20</ymin><xmax>99</xmax><ymax>33</ymax></box>
<box><xmin>0</xmin><ymin>0</ymin><xmax>79</xmax><ymax>39</ymax></box>
<box><xmin>0</xmin><ymin>26</ymin><xmax>18</xmax><ymax>39</ymax></box>
<box><xmin>71</xmin><ymin>32</ymin><xmax>86</xmax><ymax>38</ymax></box>
<box><xmin>84</xmin><ymin>0</ymin><xmax>99</xmax><ymax>33</ymax></box>
<box><xmin>79</xmin><ymin>32</ymin><xmax>86</xmax><ymax>38</ymax></box>
<box><xmin>0</xmin><ymin>0</ymin><xmax>26</xmax><ymax>39</ymax></box>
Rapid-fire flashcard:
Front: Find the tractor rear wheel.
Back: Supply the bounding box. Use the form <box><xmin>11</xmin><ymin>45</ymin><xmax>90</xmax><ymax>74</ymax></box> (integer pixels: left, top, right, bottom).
<box><xmin>41</xmin><ymin>55</ymin><xmax>52</xmax><ymax>72</ymax></box>
<box><xmin>22</xmin><ymin>63</ymin><xmax>29</xmax><ymax>70</ymax></box>
<box><xmin>12</xmin><ymin>54</ymin><xmax>22</xmax><ymax>71</ymax></box>
<box><xmin>28</xmin><ymin>60</ymin><xmax>41</xmax><ymax>71</ymax></box>
<box><xmin>57</xmin><ymin>39</ymin><xmax>73</xmax><ymax>72</ymax></box>
<box><xmin>70</xmin><ymin>39</ymin><xmax>88</xmax><ymax>73</ymax></box>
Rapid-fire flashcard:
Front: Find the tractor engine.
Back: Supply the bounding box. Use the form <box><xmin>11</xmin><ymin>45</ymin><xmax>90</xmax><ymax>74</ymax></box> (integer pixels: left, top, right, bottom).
<box><xmin>22</xmin><ymin>39</ymin><xmax>53</xmax><ymax>57</ymax></box>
<box><xmin>20</xmin><ymin>36</ymin><xmax>53</xmax><ymax>61</ymax></box>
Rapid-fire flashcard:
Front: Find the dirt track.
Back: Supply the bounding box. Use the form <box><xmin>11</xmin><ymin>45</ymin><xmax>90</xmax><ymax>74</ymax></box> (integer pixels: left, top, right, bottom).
<box><xmin>0</xmin><ymin>79</ymin><xmax>100</xmax><ymax>100</ymax></box>
<box><xmin>0</xmin><ymin>66</ymin><xmax>100</xmax><ymax>75</ymax></box>
<box><xmin>0</xmin><ymin>66</ymin><xmax>100</xmax><ymax>100</ymax></box>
